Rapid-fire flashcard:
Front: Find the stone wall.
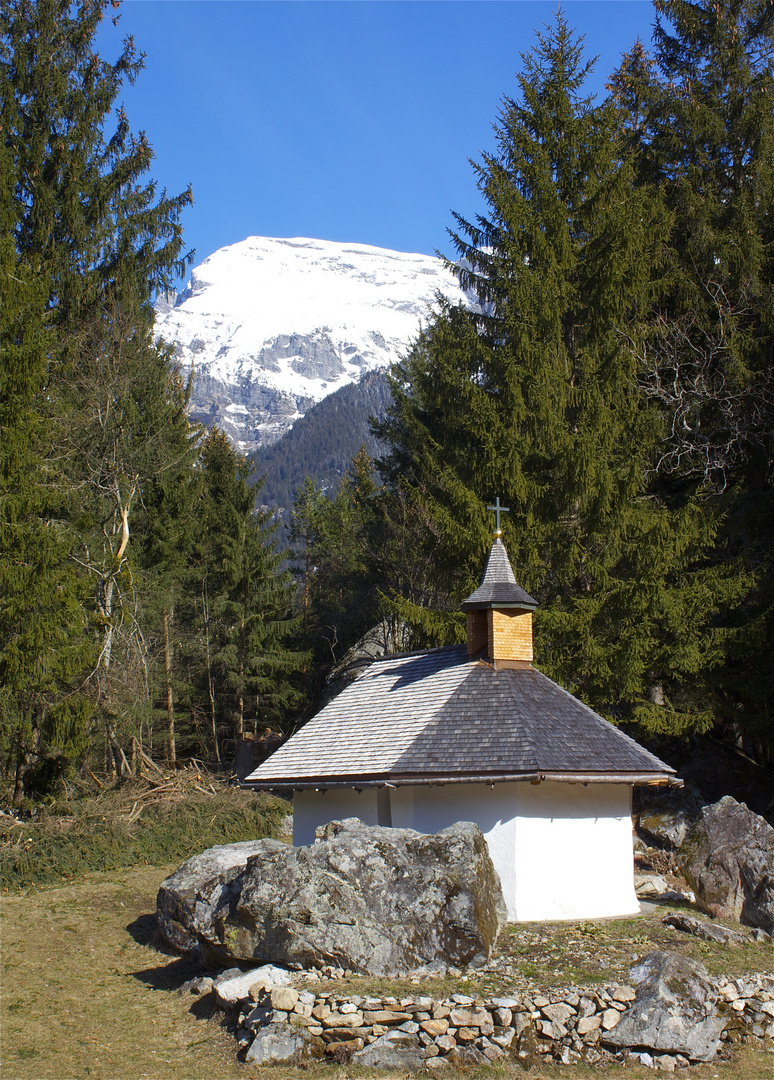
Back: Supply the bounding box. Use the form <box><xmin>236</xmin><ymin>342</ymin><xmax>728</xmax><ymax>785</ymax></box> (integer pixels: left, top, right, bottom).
<box><xmin>193</xmin><ymin>971</ymin><xmax>774</xmax><ymax>1071</ymax></box>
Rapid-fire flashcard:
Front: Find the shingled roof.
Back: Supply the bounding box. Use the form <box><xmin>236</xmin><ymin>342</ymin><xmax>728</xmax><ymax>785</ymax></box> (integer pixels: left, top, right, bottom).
<box><xmin>243</xmin><ymin>645</ymin><xmax>675</xmax><ymax>789</ymax></box>
<box><xmin>460</xmin><ymin>538</ymin><xmax>537</xmax><ymax>610</ymax></box>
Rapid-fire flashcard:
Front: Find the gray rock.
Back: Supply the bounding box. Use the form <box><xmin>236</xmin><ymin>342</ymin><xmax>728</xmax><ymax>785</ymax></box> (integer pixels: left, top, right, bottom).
<box><xmin>604</xmin><ymin>951</ymin><xmax>726</xmax><ymax>1061</ymax></box>
<box><xmin>165</xmin><ymin>818</ymin><xmax>506</xmax><ymax>975</ymax></box>
<box><xmin>449</xmin><ymin>1045</ymin><xmax>489</xmax><ymax>1065</ymax></box>
<box><xmin>242</xmin><ymin>1004</ymin><xmax>273</xmax><ymax>1030</ymax></box>
<box><xmin>178</xmin><ymin>976</ymin><xmax>214</xmax><ymax>996</ymax></box>
<box><xmin>351</xmin><ymin>1030</ymin><xmax>425</xmax><ymax>1070</ymax></box>
<box><xmin>653</xmin><ymin>1054</ymin><xmax>678</xmax><ymax>1072</ymax></box>
<box><xmin>635</xmin><ymin>785</ymin><xmax>705</xmax><ymax>851</ymax></box>
<box><xmin>635</xmin><ymin>873</ymin><xmax>669</xmax><ymax>898</ymax></box>
<box><xmin>286</xmin><ymin>332</ymin><xmax>346</xmax><ymax>381</ymax></box>
<box><xmin>322</xmin><ymin>619</ymin><xmax>412</xmax><ymax>704</ymax></box>
<box><xmin>633</xmin><ymin>1051</ymin><xmax>655</xmax><ymax>1067</ymax></box>
<box><xmin>244</xmin><ymin>1022</ymin><xmax>322</xmax><ymax>1065</ymax></box>
<box><xmin>213</xmin><ymin>965</ymin><xmax>291</xmax><ymax>1009</ymax></box>
<box><xmin>662</xmin><ymin>913</ymin><xmax>747</xmax><ymax>945</ymax></box>
<box><xmin>155</xmin><ymin>840</ymin><xmax>270</xmax><ymax>952</ymax></box>
<box><xmin>677</xmin><ymin>796</ymin><xmax>774</xmax><ymax>933</ymax></box>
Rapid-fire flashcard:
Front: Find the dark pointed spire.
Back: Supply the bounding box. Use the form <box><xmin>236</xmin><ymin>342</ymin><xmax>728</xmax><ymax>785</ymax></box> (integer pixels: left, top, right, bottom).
<box><xmin>461</xmin><ymin>538</ymin><xmax>537</xmax><ymax>611</ymax></box>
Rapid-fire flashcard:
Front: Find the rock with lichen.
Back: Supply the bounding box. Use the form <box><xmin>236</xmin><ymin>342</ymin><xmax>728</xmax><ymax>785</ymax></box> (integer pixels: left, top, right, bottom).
<box><xmin>157</xmin><ymin>818</ymin><xmax>506</xmax><ymax>976</ymax></box>
<box><xmin>677</xmin><ymin>796</ymin><xmax>774</xmax><ymax>933</ymax></box>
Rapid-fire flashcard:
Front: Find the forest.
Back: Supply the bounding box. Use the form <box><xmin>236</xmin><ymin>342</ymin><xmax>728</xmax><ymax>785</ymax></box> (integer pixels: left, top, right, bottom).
<box><xmin>2</xmin><ymin>0</ymin><xmax>773</xmax><ymax>807</ymax></box>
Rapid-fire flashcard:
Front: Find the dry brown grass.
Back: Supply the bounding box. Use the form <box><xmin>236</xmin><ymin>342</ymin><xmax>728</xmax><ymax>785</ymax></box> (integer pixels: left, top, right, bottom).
<box><xmin>1</xmin><ymin>867</ymin><xmax>772</xmax><ymax>1080</ymax></box>
<box><xmin>0</xmin><ymin>775</ymin><xmax>288</xmax><ymax>890</ymax></box>
<box><xmin>1</xmin><ymin>866</ymin><xmax>245</xmax><ymax>1080</ymax></box>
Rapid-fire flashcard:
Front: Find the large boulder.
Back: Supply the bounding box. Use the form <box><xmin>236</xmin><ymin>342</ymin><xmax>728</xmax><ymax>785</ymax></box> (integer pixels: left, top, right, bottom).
<box><xmin>156</xmin><ymin>840</ymin><xmax>270</xmax><ymax>952</ymax></box>
<box><xmin>604</xmin><ymin>951</ymin><xmax>726</xmax><ymax>1061</ymax></box>
<box><xmin>677</xmin><ymin>795</ymin><xmax>774</xmax><ymax>933</ymax></box>
<box><xmin>634</xmin><ymin>784</ymin><xmax>704</xmax><ymax>850</ymax></box>
<box><xmin>156</xmin><ymin>818</ymin><xmax>506</xmax><ymax>976</ymax></box>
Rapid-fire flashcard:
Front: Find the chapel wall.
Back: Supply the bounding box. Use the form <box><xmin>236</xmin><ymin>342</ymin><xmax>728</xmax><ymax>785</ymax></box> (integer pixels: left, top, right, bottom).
<box><xmin>292</xmin><ymin>788</ymin><xmax>378</xmax><ymax>846</ymax></box>
<box><xmin>294</xmin><ymin>781</ymin><xmax>638</xmax><ymax>924</ymax></box>
<box><xmin>511</xmin><ymin>782</ymin><xmax>637</xmax><ymax>921</ymax></box>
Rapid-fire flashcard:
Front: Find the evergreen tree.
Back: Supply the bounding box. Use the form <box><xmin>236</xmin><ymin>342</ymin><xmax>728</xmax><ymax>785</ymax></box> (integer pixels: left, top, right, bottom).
<box><xmin>288</xmin><ymin>448</ymin><xmax>384</xmax><ymax>704</ymax></box>
<box><xmin>131</xmin><ymin>369</ymin><xmax>202</xmax><ymax>765</ymax></box>
<box><xmin>186</xmin><ymin>431</ymin><xmax>303</xmax><ymax>759</ymax></box>
<box><xmin>0</xmin><ymin>136</ymin><xmax>93</xmax><ymax>801</ymax></box>
<box><xmin>378</xmin><ymin>12</ymin><xmax>746</xmax><ymax>735</ymax></box>
<box><xmin>0</xmin><ymin>0</ymin><xmax>193</xmax><ymax>792</ymax></box>
<box><xmin>611</xmin><ymin>0</ymin><xmax>774</xmax><ymax>759</ymax></box>
<box><xmin>288</xmin><ymin>477</ymin><xmax>329</xmax><ymax>643</ymax></box>
<box><xmin>611</xmin><ymin>0</ymin><xmax>774</xmax><ymax>491</ymax></box>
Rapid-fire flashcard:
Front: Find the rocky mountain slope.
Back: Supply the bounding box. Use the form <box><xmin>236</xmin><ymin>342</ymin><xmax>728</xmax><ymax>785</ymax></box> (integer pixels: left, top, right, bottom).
<box><xmin>251</xmin><ymin>370</ymin><xmax>391</xmax><ymax>514</ymax></box>
<box><xmin>156</xmin><ymin>236</ymin><xmax>470</xmax><ymax>453</ymax></box>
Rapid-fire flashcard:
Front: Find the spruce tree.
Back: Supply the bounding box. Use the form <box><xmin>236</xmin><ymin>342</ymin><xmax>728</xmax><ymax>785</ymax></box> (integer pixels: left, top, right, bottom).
<box><xmin>611</xmin><ymin>0</ymin><xmax>774</xmax><ymax>758</ymax></box>
<box><xmin>611</xmin><ymin>0</ymin><xmax>774</xmax><ymax>491</ymax></box>
<box><xmin>0</xmin><ymin>0</ymin><xmax>193</xmax><ymax>791</ymax></box>
<box><xmin>0</xmin><ymin>134</ymin><xmax>93</xmax><ymax>800</ymax></box>
<box><xmin>187</xmin><ymin>431</ymin><xmax>303</xmax><ymax>758</ymax></box>
<box><xmin>131</xmin><ymin>368</ymin><xmax>202</xmax><ymax>764</ymax></box>
<box><xmin>378</xmin><ymin>12</ymin><xmax>745</xmax><ymax>735</ymax></box>
<box><xmin>288</xmin><ymin>449</ymin><xmax>384</xmax><ymax>705</ymax></box>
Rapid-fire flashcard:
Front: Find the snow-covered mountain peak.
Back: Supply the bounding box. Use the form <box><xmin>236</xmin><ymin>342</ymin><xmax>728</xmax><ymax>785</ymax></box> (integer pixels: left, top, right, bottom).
<box><xmin>156</xmin><ymin>236</ymin><xmax>470</xmax><ymax>452</ymax></box>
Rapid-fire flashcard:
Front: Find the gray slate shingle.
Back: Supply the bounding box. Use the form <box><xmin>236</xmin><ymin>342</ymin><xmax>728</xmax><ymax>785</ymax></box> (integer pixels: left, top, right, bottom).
<box><xmin>460</xmin><ymin>539</ymin><xmax>537</xmax><ymax>610</ymax></box>
<box><xmin>244</xmin><ymin>645</ymin><xmax>674</xmax><ymax>787</ymax></box>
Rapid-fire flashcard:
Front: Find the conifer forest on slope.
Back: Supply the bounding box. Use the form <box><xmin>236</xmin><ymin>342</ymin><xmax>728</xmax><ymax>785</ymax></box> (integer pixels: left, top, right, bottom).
<box><xmin>1</xmin><ymin>0</ymin><xmax>773</xmax><ymax>808</ymax></box>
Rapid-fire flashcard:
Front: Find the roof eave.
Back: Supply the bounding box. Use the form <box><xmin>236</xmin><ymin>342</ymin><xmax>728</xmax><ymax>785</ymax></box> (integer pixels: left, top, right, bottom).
<box><xmin>460</xmin><ymin>600</ymin><xmax>538</xmax><ymax>612</ymax></box>
<box><xmin>241</xmin><ymin>769</ymin><xmax>679</xmax><ymax>790</ymax></box>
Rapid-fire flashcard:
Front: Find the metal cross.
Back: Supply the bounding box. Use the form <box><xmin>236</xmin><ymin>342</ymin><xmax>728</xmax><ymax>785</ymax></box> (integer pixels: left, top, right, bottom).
<box><xmin>487</xmin><ymin>497</ymin><xmax>510</xmax><ymax>536</ymax></box>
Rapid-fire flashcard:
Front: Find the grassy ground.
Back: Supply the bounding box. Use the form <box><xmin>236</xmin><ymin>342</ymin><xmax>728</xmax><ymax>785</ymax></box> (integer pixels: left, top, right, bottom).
<box><xmin>1</xmin><ymin>865</ymin><xmax>245</xmax><ymax>1080</ymax></box>
<box><xmin>1</xmin><ymin>864</ymin><xmax>772</xmax><ymax>1080</ymax></box>
<box><xmin>0</xmin><ymin>774</ymin><xmax>289</xmax><ymax>890</ymax></box>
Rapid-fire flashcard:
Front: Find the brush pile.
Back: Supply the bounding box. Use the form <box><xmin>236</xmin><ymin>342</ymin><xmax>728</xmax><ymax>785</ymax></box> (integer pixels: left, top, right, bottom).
<box><xmin>0</xmin><ymin>757</ymin><xmax>288</xmax><ymax>890</ymax></box>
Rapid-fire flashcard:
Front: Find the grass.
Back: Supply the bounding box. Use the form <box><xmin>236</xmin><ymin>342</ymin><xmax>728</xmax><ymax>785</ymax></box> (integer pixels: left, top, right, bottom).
<box><xmin>1</xmin><ymin>866</ymin><xmax>773</xmax><ymax>1080</ymax></box>
<box><xmin>0</xmin><ymin>781</ymin><xmax>771</xmax><ymax>1079</ymax></box>
<box><xmin>481</xmin><ymin>908</ymin><xmax>774</xmax><ymax>992</ymax></box>
<box><xmin>0</xmin><ymin>780</ymin><xmax>289</xmax><ymax>889</ymax></box>
<box><xmin>1</xmin><ymin>864</ymin><xmax>246</xmax><ymax>1080</ymax></box>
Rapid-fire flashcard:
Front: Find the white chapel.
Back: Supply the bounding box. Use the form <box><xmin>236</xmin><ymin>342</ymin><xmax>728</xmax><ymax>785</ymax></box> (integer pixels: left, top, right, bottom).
<box><xmin>244</xmin><ymin>529</ymin><xmax>677</xmax><ymax>921</ymax></box>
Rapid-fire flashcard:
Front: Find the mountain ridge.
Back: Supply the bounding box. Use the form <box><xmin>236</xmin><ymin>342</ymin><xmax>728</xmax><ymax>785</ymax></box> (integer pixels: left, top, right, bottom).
<box><xmin>155</xmin><ymin>235</ymin><xmax>469</xmax><ymax>453</ymax></box>
<box><xmin>250</xmin><ymin>369</ymin><xmax>392</xmax><ymax>514</ymax></box>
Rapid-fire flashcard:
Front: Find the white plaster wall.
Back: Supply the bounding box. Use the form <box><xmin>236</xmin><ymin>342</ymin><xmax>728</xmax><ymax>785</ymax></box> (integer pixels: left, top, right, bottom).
<box><xmin>293</xmin><ymin>788</ymin><xmax>379</xmax><ymax>846</ymax></box>
<box><xmin>510</xmin><ymin>782</ymin><xmax>638</xmax><ymax>921</ymax></box>
<box><xmin>293</xmin><ymin>781</ymin><xmax>638</xmax><ymax>922</ymax></box>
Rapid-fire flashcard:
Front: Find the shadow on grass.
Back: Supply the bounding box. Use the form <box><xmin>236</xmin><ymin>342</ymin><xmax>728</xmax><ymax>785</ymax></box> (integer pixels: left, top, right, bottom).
<box><xmin>126</xmin><ymin>912</ymin><xmax>170</xmax><ymax>948</ymax></box>
<box><xmin>130</xmin><ymin>952</ymin><xmax>202</xmax><ymax>991</ymax></box>
<box><xmin>127</xmin><ymin>913</ymin><xmax>204</xmax><ymax>992</ymax></box>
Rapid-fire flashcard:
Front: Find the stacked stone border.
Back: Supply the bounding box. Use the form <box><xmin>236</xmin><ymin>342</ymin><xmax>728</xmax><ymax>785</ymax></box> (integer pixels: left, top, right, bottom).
<box><xmin>191</xmin><ymin>972</ymin><xmax>774</xmax><ymax>1070</ymax></box>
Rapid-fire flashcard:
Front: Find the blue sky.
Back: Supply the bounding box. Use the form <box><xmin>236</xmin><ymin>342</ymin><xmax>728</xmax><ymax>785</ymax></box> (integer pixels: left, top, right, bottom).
<box><xmin>98</xmin><ymin>1</ymin><xmax>658</xmax><ymax>283</ymax></box>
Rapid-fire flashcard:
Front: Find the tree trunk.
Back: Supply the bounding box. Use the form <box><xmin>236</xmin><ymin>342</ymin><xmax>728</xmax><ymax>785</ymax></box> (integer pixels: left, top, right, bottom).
<box><xmin>12</xmin><ymin>746</ymin><xmax>36</xmax><ymax>807</ymax></box>
<box><xmin>237</xmin><ymin>617</ymin><xmax>245</xmax><ymax>737</ymax></box>
<box><xmin>162</xmin><ymin>607</ymin><xmax>176</xmax><ymax>763</ymax></box>
<box><xmin>201</xmin><ymin>583</ymin><xmax>220</xmax><ymax>763</ymax></box>
<box><xmin>104</xmin><ymin>714</ymin><xmax>131</xmax><ymax>777</ymax></box>
<box><xmin>303</xmin><ymin>539</ymin><xmax>310</xmax><ymax>635</ymax></box>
